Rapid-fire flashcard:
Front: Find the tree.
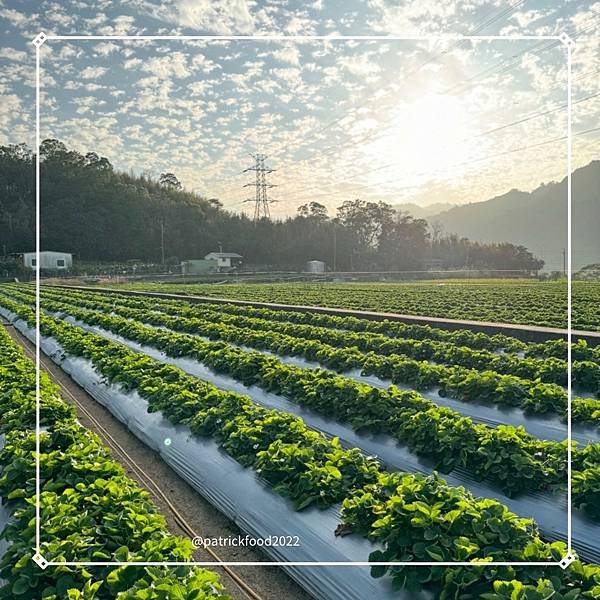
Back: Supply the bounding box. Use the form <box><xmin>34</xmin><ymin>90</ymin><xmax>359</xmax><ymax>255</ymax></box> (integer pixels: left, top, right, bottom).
<box><xmin>159</xmin><ymin>172</ymin><xmax>182</xmax><ymax>190</ymax></box>
<box><xmin>378</xmin><ymin>212</ymin><xmax>429</xmax><ymax>270</ymax></box>
<box><xmin>337</xmin><ymin>200</ymin><xmax>394</xmax><ymax>247</ymax></box>
<box><xmin>39</xmin><ymin>138</ymin><xmax>68</xmax><ymax>162</ymax></box>
<box><xmin>0</xmin><ymin>139</ymin><xmax>546</xmax><ymax>272</ymax></box>
<box><xmin>84</xmin><ymin>152</ymin><xmax>112</xmax><ymax>171</ymax></box>
<box><xmin>430</xmin><ymin>220</ymin><xmax>444</xmax><ymax>243</ymax></box>
<box><xmin>297</xmin><ymin>201</ymin><xmax>329</xmax><ymax>222</ymax></box>
<box><xmin>336</xmin><ymin>199</ymin><xmax>395</xmax><ymax>269</ymax></box>
<box><xmin>0</xmin><ymin>144</ymin><xmax>35</xmax><ymax>253</ymax></box>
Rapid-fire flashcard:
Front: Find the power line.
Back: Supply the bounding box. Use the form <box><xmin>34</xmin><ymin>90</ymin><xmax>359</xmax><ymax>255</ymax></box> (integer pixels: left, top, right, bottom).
<box><xmin>267</xmin><ymin>0</ymin><xmax>534</xmax><ymax>163</ymax></box>
<box><xmin>268</xmin><ymin>3</ymin><xmax>595</xmax><ymax>171</ymax></box>
<box><xmin>269</xmin><ymin>67</ymin><xmax>599</xmax><ymax>191</ymax></box>
<box><xmin>205</xmin><ymin>9</ymin><xmax>597</xmax><ymax>201</ymax></box>
<box><xmin>262</xmin><ymin>15</ymin><xmax>599</xmax><ymax>191</ymax></box>
<box><xmin>442</xmin><ymin>16</ymin><xmax>599</xmax><ymax>96</ymax></box>
<box><xmin>274</xmin><ymin>92</ymin><xmax>600</xmax><ymax>202</ymax></box>
<box><xmin>225</xmin><ymin>86</ymin><xmax>598</xmax><ymax>209</ymax></box>
<box><xmin>471</xmin><ymin>91</ymin><xmax>600</xmax><ymax>138</ymax></box>
<box><xmin>216</xmin><ymin>10</ymin><xmax>599</xmax><ymax>209</ymax></box>
<box><xmin>264</xmin><ymin>19</ymin><xmax>596</xmax><ymax>192</ymax></box>
<box><xmin>286</xmin><ymin>87</ymin><xmax>598</xmax><ymax>191</ymax></box>
<box><xmin>284</xmin><ymin>125</ymin><xmax>600</xmax><ymax>205</ymax></box>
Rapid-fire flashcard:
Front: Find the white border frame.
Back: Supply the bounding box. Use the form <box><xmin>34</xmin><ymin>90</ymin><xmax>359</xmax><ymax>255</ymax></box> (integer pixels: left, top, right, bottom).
<box><xmin>31</xmin><ymin>32</ymin><xmax>575</xmax><ymax>570</ymax></box>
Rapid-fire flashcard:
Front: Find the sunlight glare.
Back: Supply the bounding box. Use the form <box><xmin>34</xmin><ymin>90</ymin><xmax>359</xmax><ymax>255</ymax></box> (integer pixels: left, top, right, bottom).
<box><xmin>364</xmin><ymin>93</ymin><xmax>483</xmax><ymax>192</ymax></box>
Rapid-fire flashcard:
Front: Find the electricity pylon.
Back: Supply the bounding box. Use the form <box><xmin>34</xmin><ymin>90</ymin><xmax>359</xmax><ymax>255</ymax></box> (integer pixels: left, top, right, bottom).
<box><xmin>243</xmin><ymin>153</ymin><xmax>277</xmax><ymax>220</ymax></box>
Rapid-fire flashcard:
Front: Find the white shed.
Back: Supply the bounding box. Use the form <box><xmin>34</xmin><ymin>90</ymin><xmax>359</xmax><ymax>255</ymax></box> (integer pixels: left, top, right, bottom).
<box><xmin>203</xmin><ymin>252</ymin><xmax>242</xmax><ymax>270</ymax></box>
<box><xmin>24</xmin><ymin>251</ymin><xmax>73</xmax><ymax>271</ymax></box>
<box><xmin>306</xmin><ymin>260</ymin><xmax>326</xmax><ymax>273</ymax></box>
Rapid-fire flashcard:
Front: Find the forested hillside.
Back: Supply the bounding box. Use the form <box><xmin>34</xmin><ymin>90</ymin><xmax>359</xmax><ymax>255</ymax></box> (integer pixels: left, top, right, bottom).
<box><xmin>0</xmin><ymin>140</ymin><xmax>543</xmax><ymax>272</ymax></box>
<box><xmin>426</xmin><ymin>161</ymin><xmax>600</xmax><ymax>271</ymax></box>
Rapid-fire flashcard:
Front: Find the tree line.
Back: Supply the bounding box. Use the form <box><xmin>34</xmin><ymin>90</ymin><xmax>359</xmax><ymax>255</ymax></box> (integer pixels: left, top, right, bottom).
<box><xmin>0</xmin><ymin>140</ymin><xmax>544</xmax><ymax>272</ymax></box>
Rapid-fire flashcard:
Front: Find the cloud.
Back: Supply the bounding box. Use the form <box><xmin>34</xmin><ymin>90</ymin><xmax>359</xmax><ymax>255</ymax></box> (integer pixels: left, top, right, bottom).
<box><xmin>80</xmin><ymin>66</ymin><xmax>109</xmax><ymax>80</ymax></box>
<box><xmin>270</xmin><ymin>67</ymin><xmax>303</xmax><ymax>87</ymax></box>
<box><xmin>191</xmin><ymin>53</ymin><xmax>219</xmax><ymax>73</ymax></box>
<box><xmin>2</xmin><ymin>0</ymin><xmax>595</xmax><ymax>215</ymax></box>
<box><xmin>366</xmin><ymin>0</ymin><xmax>484</xmax><ymax>34</ymax></box>
<box><xmin>520</xmin><ymin>54</ymin><xmax>554</xmax><ymax>94</ymax></box>
<box><xmin>50</xmin><ymin>116</ymin><xmax>123</xmax><ymax>157</ymax></box>
<box><xmin>143</xmin><ymin>52</ymin><xmax>192</xmax><ymax>79</ymax></box>
<box><xmin>97</xmin><ymin>15</ymin><xmax>136</xmax><ymax>35</ymax></box>
<box><xmin>510</xmin><ymin>10</ymin><xmax>546</xmax><ymax>28</ymax></box>
<box><xmin>0</xmin><ymin>48</ymin><xmax>28</xmax><ymax>62</ymax></box>
<box><xmin>46</xmin><ymin>5</ymin><xmax>75</xmax><ymax>28</ymax></box>
<box><xmin>0</xmin><ymin>7</ymin><xmax>29</xmax><ymax>27</ymax></box>
<box><xmin>272</xmin><ymin>46</ymin><xmax>301</xmax><ymax>66</ymax></box>
<box><xmin>0</xmin><ymin>94</ymin><xmax>21</xmax><ymax>132</ymax></box>
<box><xmin>178</xmin><ymin>0</ymin><xmax>254</xmax><ymax>32</ymax></box>
<box><xmin>338</xmin><ymin>53</ymin><xmax>381</xmax><ymax>77</ymax></box>
<box><xmin>285</xmin><ymin>15</ymin><xmax>317</xmax><ymax>34</ymax></box>
<box><xmin>189</xmin><ymin>81</ymin><xmax>212</xmax><ymax>96</ymax></box>
<box><xmin>57</xmin><ymin>46</ymin><xmax>81</xmax><ymax>61</ymax></box>
<box><xmin>134</xmin><ymin>0</ymin><xmax>256</xmax><ymax>34</ymax></box>
<box><xmin>84</xmin><ymin>12</ymin><xmax>109</xmax><ymax>27</ymax></box>
<box><xmin>124</xmin><ymin>58</ymin><xmax>143</xmax><ymax>70</ymax></box>
<box><xmin>94</xmin><ymin>42</ymin><xmax>121</xmax><ymax>56</ymax></box>
<box><xmin>72</xmin><ymin>96</ymin><xmax>107</xmax><ymax>114</ymax></box>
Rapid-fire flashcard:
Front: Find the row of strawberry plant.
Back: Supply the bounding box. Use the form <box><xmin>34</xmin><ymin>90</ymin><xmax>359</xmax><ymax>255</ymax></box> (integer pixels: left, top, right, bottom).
<box><xmin>21</xmin><ymin>287</ymin><xmax>600</xmax><ymax>423</ymax></box>
<box><xmin>80</xmin><ymin>283</ymin><xmax>600</xmax><ymax>364</ymax></box>
<box><xmin>572</xmin><ymin>444</ymin><xmax>600</xmax><ymax>521</ymax></box>
<box><xmin>36</xmin><ymin>285</ymin><xmax>596</xmax><ymax>391</ymax></box>
<box><xmin>340</xmin><ymin>471</ymin><xmax>600</xmax><ymax>597</ymax></box>
<box><xmin>113</xmin><ymin>280</ymin><xmax>599</xmax><ymax>331</ymax></box>
<box><xmin>0</xmin><ymin>322</ymin><xmax>228</xmax><ymax>599</ymax></box>
<box><xmin>525</xmin><ymin>338</ymin><xmax>600</xmax><ymax>363</ymax></box>
<box><xmin>2</xmin><ymin>297</ymin><xmax>382</xmax><ymax>509</ymax></box>
<box><xmin>8</xmin><ymin>292</ymin><xmax>600</xmax><ymax>520</ymax></box>
<box><xmin>0</xmin><ymin>291</ymin><xmax>579</xmax><ymax>499</ymax></box>
<box><xmin>3</xmin><ymin>294</ymin><xmax>600</xmax><ymax>598</ymax></box>
<box><xmin>36</xmin><ymin>284</ymin><xmax>531</xmax><ymax>352</ymax></box>
<box><xmin>42</xmin><ymin>284</ymin><xmax>600</xmax><ymax>364</ymax></box>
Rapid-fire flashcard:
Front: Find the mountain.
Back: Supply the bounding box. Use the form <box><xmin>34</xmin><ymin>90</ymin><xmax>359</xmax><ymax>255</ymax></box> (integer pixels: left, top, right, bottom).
<box><xmin>426</xmin><ymin>161</ymin><xmax>600</xmax><ymax>271</ymax></box>
<box><xmin>393</xmin><ymin>202</ymin><xmax>456</xmax><ymax>219</ymax></box>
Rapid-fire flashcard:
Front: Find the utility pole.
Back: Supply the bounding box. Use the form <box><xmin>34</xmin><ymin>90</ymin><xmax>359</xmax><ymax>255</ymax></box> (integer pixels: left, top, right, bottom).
<box><xmin>562</xmin><ymin>247</ymin><xmax>566</xmax><ymax>276</ymax></box>
<box><xmin>332</xmin><ymin>223</ymin><xmax>337</xmax><ymax>272</ymax></box>
<box><xmin>160</xmin><ymin>218</ymin><xmax>165</xmax><ymax>265</ymax></box>
<box><xmin>243</xmin><ymin>153</ymin><xmax>277</xmax><ymax>220</ymax></box>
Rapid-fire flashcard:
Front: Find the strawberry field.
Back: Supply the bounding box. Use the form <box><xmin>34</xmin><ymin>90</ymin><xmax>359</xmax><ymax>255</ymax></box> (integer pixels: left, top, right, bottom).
<box><xmin>1</xmin><ymin>282</ymin><xmax>600</xmax><ymax>599</ymax></box>
<box><xmin>0</xmin><ymin>313</ymin><xmax>228</xmax><ymax>599</ymax></box>
<box><xmin>115</xmin><ymin>279</ymin><xmax>600</xmax><ymax>331</ymax></box>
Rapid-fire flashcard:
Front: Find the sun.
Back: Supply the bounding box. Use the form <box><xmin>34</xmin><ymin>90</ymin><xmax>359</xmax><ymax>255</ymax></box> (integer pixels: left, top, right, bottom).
<box><xmin>363</xmin><ymin>93</ymin><xmax>482</xmax><ymax>192</ymax></box>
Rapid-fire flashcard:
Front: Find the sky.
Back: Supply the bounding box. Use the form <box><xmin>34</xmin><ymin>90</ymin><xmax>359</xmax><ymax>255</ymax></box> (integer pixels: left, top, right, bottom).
<box><xmin>0</xmin><ymin>0</ymin><xmax>598</xmax><ymax>219</ymax></box>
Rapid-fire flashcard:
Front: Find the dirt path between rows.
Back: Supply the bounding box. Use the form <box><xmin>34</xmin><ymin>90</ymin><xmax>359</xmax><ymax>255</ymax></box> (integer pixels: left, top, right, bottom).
<box><xmin>5</xmin><ymin>323</ymin><xmax>312</xmax><ymax>600</ymax></box>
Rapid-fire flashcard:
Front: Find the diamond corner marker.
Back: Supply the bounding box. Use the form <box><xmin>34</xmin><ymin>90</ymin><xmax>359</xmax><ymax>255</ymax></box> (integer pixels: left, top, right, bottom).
<box><xmin>32</xmin><ymin>32</ymin><xmax>48</xmax><ymax>48</ymax></box>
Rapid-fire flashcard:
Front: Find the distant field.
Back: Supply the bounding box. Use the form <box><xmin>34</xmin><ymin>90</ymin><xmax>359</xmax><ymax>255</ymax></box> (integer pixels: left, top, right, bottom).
<box><xmin>107</xmin><ymin>279</ymin><xmax>600</xmax><ymax>331</ymax></box>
